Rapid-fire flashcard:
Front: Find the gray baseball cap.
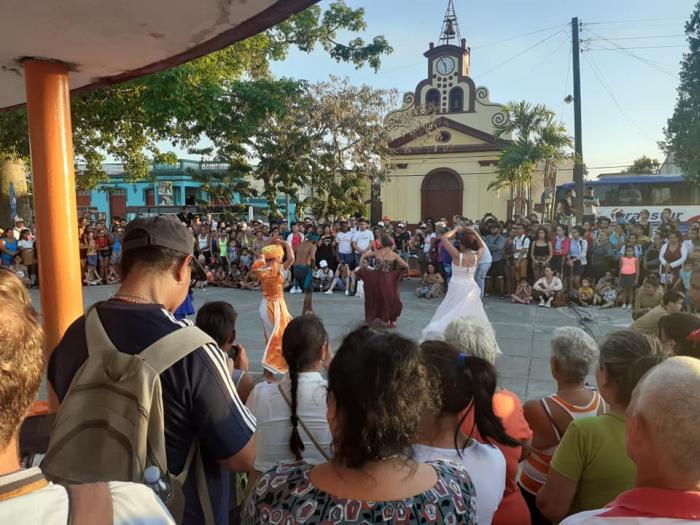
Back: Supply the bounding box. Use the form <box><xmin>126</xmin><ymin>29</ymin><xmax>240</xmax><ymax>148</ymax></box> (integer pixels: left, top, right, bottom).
<box><xmin>123</xmin><ymin>215</ymin><xmax>206</xmax><ymax>280</ymax></box>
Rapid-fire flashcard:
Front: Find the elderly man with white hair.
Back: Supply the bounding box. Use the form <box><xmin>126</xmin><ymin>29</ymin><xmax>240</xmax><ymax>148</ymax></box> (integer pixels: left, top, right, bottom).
<box><xmin>520</xmin><ymin>327</ymin><xmax>604</xmax><ymax>523</ymax></box>
<box><xmin>561</xmin><ymin>356</ymin><xmax>700</xmax><ymax>524</ymax></box>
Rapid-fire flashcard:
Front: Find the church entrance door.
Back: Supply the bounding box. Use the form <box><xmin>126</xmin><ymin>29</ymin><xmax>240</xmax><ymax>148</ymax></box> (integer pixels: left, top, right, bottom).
<box><xmin>421</xmin><ymin>169</ymin><xmax>463</xmax><ymax>221</ymax></box>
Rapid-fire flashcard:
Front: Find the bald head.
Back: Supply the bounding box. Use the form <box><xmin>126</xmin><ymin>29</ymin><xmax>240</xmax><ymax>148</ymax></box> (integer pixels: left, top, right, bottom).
<box><xmin>629</xmin><ymin>357</ymin><xmax>700</xmax><ymax>479</ymax></box>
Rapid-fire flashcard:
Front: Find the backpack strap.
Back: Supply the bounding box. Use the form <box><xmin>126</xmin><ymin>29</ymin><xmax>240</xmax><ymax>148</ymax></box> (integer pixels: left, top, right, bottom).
<box><xmin>139</xmin><ymin>325</ymin><xmax>215</xmax><ymax>374</ymax></box>
<box><xmin>174</xmin><ymin>441</ymin><xmax>216</xmax><ymax>525</ymax></box>
<box><xmin>85</xmin><ymin>306</ymin><xmax>118</xmax><ymax>357</ymax></box>
<box><xmin>67</xmin><ymin>482</ymin><xmax>113</xmax><ymax>525</ymax></box>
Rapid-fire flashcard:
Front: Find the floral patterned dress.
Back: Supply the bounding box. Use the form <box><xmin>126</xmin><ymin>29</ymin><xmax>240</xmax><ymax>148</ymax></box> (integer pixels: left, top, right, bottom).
<box><xmin>243</xmin><ymin>460</ymin><xmax>477</xmax><ymax>525</ymax></box>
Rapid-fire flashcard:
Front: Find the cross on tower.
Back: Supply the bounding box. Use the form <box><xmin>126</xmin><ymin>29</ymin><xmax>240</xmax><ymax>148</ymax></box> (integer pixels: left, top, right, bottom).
<box><xmin>439</xmin><ymin>0</ymin><xmax>462</xmax><ymax>46</ymax></box>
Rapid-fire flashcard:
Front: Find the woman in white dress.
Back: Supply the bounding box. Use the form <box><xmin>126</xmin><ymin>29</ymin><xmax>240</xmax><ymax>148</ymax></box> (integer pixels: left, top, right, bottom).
<box><xmin>421</xmin><ymin>225</ymin><xmax>494</xmax><ymax>342</ymax></box>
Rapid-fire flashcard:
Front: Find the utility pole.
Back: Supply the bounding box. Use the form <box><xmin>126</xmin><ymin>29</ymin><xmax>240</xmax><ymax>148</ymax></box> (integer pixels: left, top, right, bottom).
<box><xmin>571</xmin><ymin>17</ymin><xmax>584</xmax><ymax>223</ymax></box>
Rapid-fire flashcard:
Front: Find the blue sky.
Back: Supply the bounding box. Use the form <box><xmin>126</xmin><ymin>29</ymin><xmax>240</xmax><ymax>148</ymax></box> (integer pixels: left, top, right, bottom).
<box><xmin>270</xmin><ymin>0</ymin><xmax>695</xmax><ymax>178</ymax></box>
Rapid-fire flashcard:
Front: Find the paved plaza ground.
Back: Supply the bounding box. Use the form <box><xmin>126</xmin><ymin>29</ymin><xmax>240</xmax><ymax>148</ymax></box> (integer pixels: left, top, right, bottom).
<box><xmin>31</xmin><ymin>281</ymin><xmax>632</xmax><ymax>401</ymax></box>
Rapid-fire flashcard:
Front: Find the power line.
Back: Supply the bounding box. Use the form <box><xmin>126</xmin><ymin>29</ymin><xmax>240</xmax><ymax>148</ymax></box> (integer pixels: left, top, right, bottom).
<box><xmin>472</xmin><ymin>23</ymin><xmax>568</xmax><ymax>49</ymax></box>
<box><xmin>474</xmin><ymin>28</ymin><xmax>567</xmax><ymax>79</ymax></box>
<box><xmin>582</xmin><ymin>53</ymin><xmax>655</xmax><ymax>141</ymax></box>
<box><xmin>510</xmin><ymin>33</ymin><xmax>570</xmax><ymax>84</ymax></box>
<box><xmin>587</xmin><ymin>34</ymin><xmax>686</xmax><ymax>41</ymax></box>
<box><xmin>584</xmin><ymin>16</ymin><xmax>685</xmax><ymax>25</ymax></box>
<box><xmin>587</xmin><ymin>44</ymin><xmax>686</xmax><ymax>50</ymax></box>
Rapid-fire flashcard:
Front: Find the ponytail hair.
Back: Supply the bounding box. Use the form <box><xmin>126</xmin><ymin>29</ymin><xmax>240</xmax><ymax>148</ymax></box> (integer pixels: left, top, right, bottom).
<box><xmin>420</xmin><ymin>341</ymin><xmax>520</xmax><ymax>453</ymax></box>
<box><xmin>281</xmin><ymin>314</ymin><xmax>328</xmax><ymax>460</ymax></box>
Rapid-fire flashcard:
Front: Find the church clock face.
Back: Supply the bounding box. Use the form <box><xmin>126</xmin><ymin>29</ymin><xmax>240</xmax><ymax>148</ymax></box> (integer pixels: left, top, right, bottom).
<box><xmin>436</xmin><ymin>56</ymin><xmax>456</xmax><ymax>75</ymax></box>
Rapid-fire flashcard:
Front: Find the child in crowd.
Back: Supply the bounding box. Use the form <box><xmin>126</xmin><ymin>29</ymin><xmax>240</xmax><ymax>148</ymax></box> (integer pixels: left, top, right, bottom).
<box><xmin>577</xmin><ymin>277</ymin><xmax>594</xmax><ymax>306</ymax></box>
<box><xmin>240</xmin><ymin>268</ymin><xmax>260</xmax><ymax>291</ymax></box>
<box><xmin>511</xmin><ymin>277</ymin><xmax>533</xmax><ymax>304</ymax></box>
<box><xmin>214</xmin><ymin>265</ymin><xmax>233</xmax><ymax>287</ymax></box>
<box><xmin>11</xmin><ymin>254</ymin><xmax>30</xmax><ymax>286</ymax></box>
<box><xmin>240</xmin><ymin>248</ymin><xmax>253</xmax><ymax>270</ymax></box>
<box><xmin>677</xmin><ymin>259</ymin><xmax>693</xmax><ymax>311</ymax></box>
<box><xmin>596</xmin><ymin>275</ymin><xmax>619</xmax><ymax>308</ymax></box>
<box><xmin>618</xmin><ymin>245</ymin><xmax>639</xmax><ymax>309</ymax></box>
<box><xmin>83</xmin><ymin>232</ymin><xmax>102</xmax><ymax>285</ymax></box>
<box><xmin>228</xmin><ymin>263</ymin><xmax>242</xmax><ymax>288</ymax></box>
<box><xmin>105</xmin><ymin>263</ymin><xmax>120</xmax><ymax>284</ymax></box>
<box><xmin>315</xmin><ymin>260</ymin><xmax>334</xmax><ymax>292</ymax></box>
<box><xmin>416</xmin><ymin>263</ymin><xmax>444</xmax><ymax>299</ymax></box>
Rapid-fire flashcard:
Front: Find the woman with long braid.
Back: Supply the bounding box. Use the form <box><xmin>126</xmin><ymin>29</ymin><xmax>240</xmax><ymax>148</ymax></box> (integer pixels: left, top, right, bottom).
<box><xmin>245</xmin><ymin>315</ymin><xmax>332</xmax><ymax>485</ymax></box>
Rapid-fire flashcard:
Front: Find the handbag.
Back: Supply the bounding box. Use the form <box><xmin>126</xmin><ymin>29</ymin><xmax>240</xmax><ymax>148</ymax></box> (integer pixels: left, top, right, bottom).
<box><xmin>277</xmin><ymin>385</ymin><xmax>330</xmax><ymax>461</ymax></box>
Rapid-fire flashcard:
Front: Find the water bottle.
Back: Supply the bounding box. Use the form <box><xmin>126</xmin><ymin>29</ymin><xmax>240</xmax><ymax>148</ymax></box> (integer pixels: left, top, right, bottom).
<box><xmin>144</xmin><ymin>466</ymin><xmax>172</xmax><ymax>502</ymax></box>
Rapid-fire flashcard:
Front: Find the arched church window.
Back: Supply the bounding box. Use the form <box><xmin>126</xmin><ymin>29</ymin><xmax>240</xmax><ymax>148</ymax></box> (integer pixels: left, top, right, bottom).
<box><xmin>426</xmin><ymin>89</ymin><xmax>440</xmax><ymax>112</ymax></box>
<box><xmin>449</xmin><ymin>87</ymin><xmax>463</xmax><ymax>112</ymax></box>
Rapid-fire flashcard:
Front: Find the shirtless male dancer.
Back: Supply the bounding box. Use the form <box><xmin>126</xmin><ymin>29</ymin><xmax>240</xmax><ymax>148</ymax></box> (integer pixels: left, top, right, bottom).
<box><xmin>294</xmin><ymin>238</ymin><xmax>317</xmax><ymax>314</ymax></box>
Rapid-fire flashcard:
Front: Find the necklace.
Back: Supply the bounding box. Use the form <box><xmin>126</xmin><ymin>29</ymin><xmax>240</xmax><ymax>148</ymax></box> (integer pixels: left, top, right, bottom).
<box><xmin>111</xmin><ymin>293</ymin><xmax>158</xmax><ymax>305</ymax></box>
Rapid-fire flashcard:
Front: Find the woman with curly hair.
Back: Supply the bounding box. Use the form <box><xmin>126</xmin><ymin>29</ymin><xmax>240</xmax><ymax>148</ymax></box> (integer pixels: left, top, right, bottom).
<box><xmin>244</xmin><ymin>327</ymin><xmax>478</xmax><ymax>524</ymax></box>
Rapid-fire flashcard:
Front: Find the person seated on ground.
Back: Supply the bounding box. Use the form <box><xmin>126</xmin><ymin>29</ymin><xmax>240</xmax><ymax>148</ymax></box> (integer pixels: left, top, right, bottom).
<box><xmin>520</xmin><ymin>327</ymin><xmax>603</xmax><ymax>525</ymax></box>
<box><xmin>444</xmin><ymin>316</ymin><xmax>533</xmax><ymax>525</ymax></box>
<box><xmin>324</xmin><ymin>261</ymin><xmax>352</xmax><ymax>295</ymax></box>
<box><xmin>243</xmin><ymin>326</ymin><xmax>477</xmax><ymax>524</ymax></box>
<box><xmin>195</xmin><ymin>301</ymin><xmax>255</xmax><ymax>403</ymax></box>
<box><xmin>632</xmin><ymin>274</ymin><xmax>663</xmax><ymax>319</ymax></box>
<box><xmin>414</xmin><ymin>340</ymin><xmax>517</xmax><ymax>525</ymax></box>
<box><xmin>657</xmin><ymin>312</ymin><xmax>700</xmax><ymax>359</ymax></box>
<box><xmin>560</xmin><ymin>356</ymin><xmax>700</xmax><ymax>524</ymax></box>
<box><xmin>416</xmin><ymin>262</ymin><xmax>444</xmax><ymax>299</ymax></box>
<box><xmin>576</xmin><ymin>278</ymin><xmax>594</xmax><ymax>307</ymax></box>
<box><xmin>212</xmin><ymin>265</ymin><xmax>230</xmax><ymax>287</ymax></box>
<box><xmin>533</xmin><ymin>266</ymin><xmax>563</xmax><ymax>308</ymax></box>
<box><xmin>0</xmin><ymin>270</ymin><xmax>174</xmax><ymax>524</ymax></box>
<box><xmin>227</xmin><ymin>263</ymin><xmax>242</xmax><ymax>288</ymax></box>
<box><xmin>630</xmin><ymin>290</ymin><xmax>684</xmax><ymax>337</ymax></box>
<box><xmin>10</xmin><ymin>254</ymin><xmax>30</xmax><ymax>287</ymax></box>
<box><xmin>537</xmin><ymin>330</ymin><xmax>666</xmax><ymax>523</ymax></box>
<box><xmin>245</xmin><ymin>315</ymin><xmax>332</xmax><ymax>491</ymax></box>
<box><xmin>351</xmin><ymin>258</ymin><xmax>372</xmax><ymax>297</ymax></box>
<box><xmin>47</xmin><ymin>216</ymin><xmax>256</xmax><ymax>525</ymax></box>
<box><xmin>511</xmin><ymin>277</ymin><xmax>533</xmax><ymax>304</ymax></box>
<box><xmin>105</xmin><ymin>262</ymin><xmax>120</xmax><ymax>285</ymax></box>
<box><xmin>314</xmin><ymin>259</ymin><xmax>334</xmax><ymax>292</ymax></box>
<box><xmin>239</xmin><ymin>268</ymin><xmax>260</xmax><ymax>291</ymax></box>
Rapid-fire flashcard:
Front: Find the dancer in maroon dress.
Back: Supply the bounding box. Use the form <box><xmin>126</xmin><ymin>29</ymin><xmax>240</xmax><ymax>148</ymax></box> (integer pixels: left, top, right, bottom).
<box><xmin>358</xmin><ymin>235</ymin><xmax>409</xmax><ymax>328</ymax></box>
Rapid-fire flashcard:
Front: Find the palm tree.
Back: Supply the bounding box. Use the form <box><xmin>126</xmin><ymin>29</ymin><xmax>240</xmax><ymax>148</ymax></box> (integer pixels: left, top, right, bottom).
<box><xmin>489</xmin><ymin>101</ymin><xmax>572</xmax><ymax>218</ymax></box>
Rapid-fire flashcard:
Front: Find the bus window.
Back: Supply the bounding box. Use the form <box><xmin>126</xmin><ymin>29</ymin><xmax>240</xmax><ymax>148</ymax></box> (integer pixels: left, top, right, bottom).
<box><xmin>649</xmin><ymin>184</ymin><xmax>672</xmax><ymax>205</ymax></box>
<box><xmin>593</xmin><ymin>184</ymin><xmax>615</xmax><ymax>206</ymax></box>
<box><xmin>618</xmin><ymin>185</ymin><xmax>643</xmax><ymax>205</ymax></box>
<box><xmin>671</xmin><ymin>181</ymin><xmax>700</xmax><ymax>205</ymax></box>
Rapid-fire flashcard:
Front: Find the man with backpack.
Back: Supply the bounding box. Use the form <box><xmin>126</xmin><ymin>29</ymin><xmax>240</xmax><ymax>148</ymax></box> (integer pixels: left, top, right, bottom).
<box><xmin>46</xmin><ymin>215</ymin><xmax>256</xmax><ymax>525</ymax></box>
<box><xmin>0</xmin><ymin>270</ymin><xmax>174</xmax><ymax>524</ymax></box>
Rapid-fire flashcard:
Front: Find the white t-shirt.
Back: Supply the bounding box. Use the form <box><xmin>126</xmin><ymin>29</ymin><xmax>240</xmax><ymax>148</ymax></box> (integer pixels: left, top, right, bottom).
<box><xmin>335</xmin><ymin>231</ymin><xmax>354</xmax><ymax>254</ymax></box>
<box><xmin>352</xmin><ymin>229</ymin><xmax>374</xmax><ymax>253</ymax></box>
<box><xmin>412</xmin><ymin>442</ymin><xmax>506</xmax><ymax>525</ymax></box>
<box><xmin>246</xmin><ymin>372</ymin><xmax>332</xmax><ymax>472</ymax></box>
<box><xmin>423</xmin><ymin>233</ymin><xmax>436</xmax><ymax>253</ymax></box>
<box><xmin>513</xmin><ymin>235</ymin><xmax>531</xmax><ymax>259</ymax></box>
<box><xmin>0</xmin><ymin>468</ymin><xmax>174</xmax><ymax>525</ymax></box>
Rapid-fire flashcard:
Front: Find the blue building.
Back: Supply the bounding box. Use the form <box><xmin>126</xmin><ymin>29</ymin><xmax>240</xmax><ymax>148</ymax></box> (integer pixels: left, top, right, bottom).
<box><xmin>77</xmin><ymin>159</ymin><xmax>295</xmax><ymax>223</ymax></box>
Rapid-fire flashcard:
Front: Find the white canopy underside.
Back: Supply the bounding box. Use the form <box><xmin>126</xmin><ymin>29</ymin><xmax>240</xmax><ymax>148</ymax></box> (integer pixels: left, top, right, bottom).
<box><xmin>0</xmin><ymin>0</ymin><xmax>316</xmax><ymax>110</ymax></box>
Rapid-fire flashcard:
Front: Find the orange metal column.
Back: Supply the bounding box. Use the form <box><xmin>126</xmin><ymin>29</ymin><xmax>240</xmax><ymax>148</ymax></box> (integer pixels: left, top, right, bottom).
<box><xmin>24</xmin><ymin>60</ymin><xmax>83</xmax><ymax>410</ymax></box>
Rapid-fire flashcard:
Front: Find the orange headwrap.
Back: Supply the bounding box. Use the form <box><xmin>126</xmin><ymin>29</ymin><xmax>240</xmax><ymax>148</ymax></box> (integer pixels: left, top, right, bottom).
<box><xmin>261</xmin><ymin>244</ymin><xmax>284</xmax><ymax>260</ymax></box>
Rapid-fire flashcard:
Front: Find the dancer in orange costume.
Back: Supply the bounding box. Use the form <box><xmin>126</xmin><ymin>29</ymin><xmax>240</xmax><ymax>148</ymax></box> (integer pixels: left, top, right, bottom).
<box><xmin>252</xmin><ymin>240</ymin><xmax>295</xmax><ymax>376</ymax></box>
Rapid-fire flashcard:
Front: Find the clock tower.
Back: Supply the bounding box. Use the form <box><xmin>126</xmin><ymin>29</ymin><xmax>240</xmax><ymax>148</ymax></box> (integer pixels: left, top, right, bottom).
<box><xmin>414</xmin><ymin>0</ymin><xmax>475</xmax><ymax>114</ymax></box>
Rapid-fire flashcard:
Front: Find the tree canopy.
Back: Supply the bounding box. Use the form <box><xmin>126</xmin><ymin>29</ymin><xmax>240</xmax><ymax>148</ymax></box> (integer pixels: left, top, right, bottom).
<box><xmin>663</xmin><ymin>1</ymin><xmax>700</xmax><ymax>183</ymax></box>
<box><xmin>0</xmin><ymin>1</ymin><xmax>392</xmax><ymax>190</ymax></box>
<box><xmin>625</xmin><ymin>155</ymin><xmax>661</xmax><ymax>174</ymax></box>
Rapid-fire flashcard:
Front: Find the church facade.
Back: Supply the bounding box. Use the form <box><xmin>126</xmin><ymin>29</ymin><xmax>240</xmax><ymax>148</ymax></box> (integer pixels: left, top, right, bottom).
<box><xmin>381</xmin><ymin>4</ymin><xmax>535</xmax><ymax>224</ymax></box>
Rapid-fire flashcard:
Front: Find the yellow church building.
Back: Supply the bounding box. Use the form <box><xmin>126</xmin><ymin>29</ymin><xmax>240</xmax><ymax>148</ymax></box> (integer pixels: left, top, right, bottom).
<box><xmin>381</xmin><ymin>4</ymin><xmax>568</xmax><ymax>224</ymax></box>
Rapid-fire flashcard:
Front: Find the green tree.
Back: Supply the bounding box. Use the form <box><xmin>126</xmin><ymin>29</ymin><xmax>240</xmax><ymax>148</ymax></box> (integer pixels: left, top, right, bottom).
<box><xmin>663</xmin><ymin>2</ymin><xmax>700</xmax><ymax>182</ymax></box>
<box><xmin>489</xmin><ymin>101</ymin><xmax>572</xmax><ymax>217</ymax></box>
<box><xmin>0</xmin><ymin>2</ymin><xmax>392</xmax><ymax>189</ymax></box>
<box><xmin>625</xmin><ymin>155</ymin><xmax>661</xmax><ymax>174</ymax></box>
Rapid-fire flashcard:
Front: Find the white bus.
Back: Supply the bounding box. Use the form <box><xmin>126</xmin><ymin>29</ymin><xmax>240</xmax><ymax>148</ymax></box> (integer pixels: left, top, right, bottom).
<box><xmin>555</xmin><ymin>175</ymin><xmax>700</xmax><ymax>227</ymax></box>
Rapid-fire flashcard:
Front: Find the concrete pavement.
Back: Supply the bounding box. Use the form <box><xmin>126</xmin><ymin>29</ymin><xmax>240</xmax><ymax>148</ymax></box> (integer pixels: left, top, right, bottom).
<box><xmin>31</xmin><ymin>281</ymin><xmax>632</xmax><ymax>402</ymax></box>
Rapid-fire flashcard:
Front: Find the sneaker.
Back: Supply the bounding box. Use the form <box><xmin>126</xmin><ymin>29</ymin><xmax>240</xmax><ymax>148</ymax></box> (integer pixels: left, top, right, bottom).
<box><xmin>324</xmin><ymin>289</ymin><xmax>333</xmax><ymax>295</ymax></box>
<box><xmin>545</xmin><ymin>298</ymin><xmax>553</xmax><ymax>308</ymax></box>
<box><xmin>345</xmin><ymin>289</ymin><xmax>349</xmax><ymax>296</ymax></box>
<box><xmin>539</xmin><ymin>298</ymin><xmax>545</xmax><ymax>307</ymax></box>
